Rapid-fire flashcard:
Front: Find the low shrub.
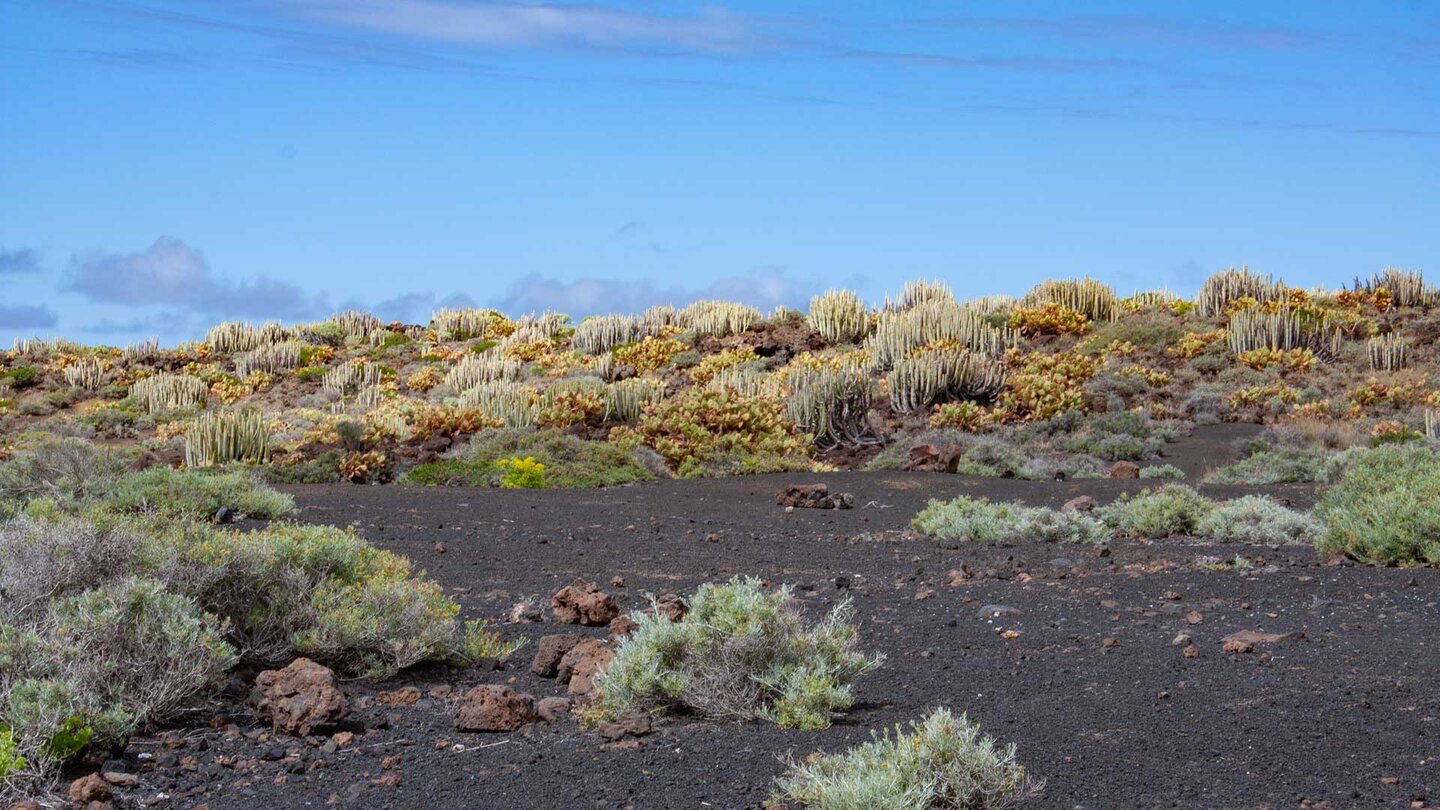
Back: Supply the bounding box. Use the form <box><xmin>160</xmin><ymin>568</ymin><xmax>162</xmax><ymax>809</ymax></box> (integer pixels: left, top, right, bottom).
<box><xmin>912</xmin><ymin>497</ymin><xmax>1107</xmax><ymax>544</ymax></box>
<box><xmin>106</xmin><ymin>467</ymin><xmax>296</xmax><ymax>521</ymax></box>
<box><xmin>1139</xmin><ymin>464</ymin><xmax>1185</xmax><ymax>479</ymax></box>
<box><xmin>1314</xmin><ymin>444</ymin><xmax>1440</xmax><ymax>566</ymax></box>
<box><xmin>1099</xmin><ymin>485</ymin><xmax>1214</xmax><ymax>538</ymax></box>
<box><xmin>1206</xmin><ymin>446</ymin><xmax>1331</xmax><ymax>484</ymax></box>
<box><xmin>593</xmin><ymin>577</ymin><xmax>881</xmax><ymax>730</ymax></box>
<box><xmin>1196</xmin><ymin>496</ymin><xmax>1319</xmax><ymax>545</ymax></box>
<box><xmin>495</xmin><ymin>456</ymin><xmax>546</xmax><ymax>488</ymax></box>
<box><xmin>773</xmin><ymin>707</ymin><xmax>1042</xmax><ymax>810</ymax></box>
<box><xmin>619</xmin><ymin>388</ymin><xmax>812</xmax><ymax>478</ymax></box>
<box><xmin>404</xmin><ymin>428</ymin><xmax>654</xmax><ymax>489</ymax></box>
<box><xmin>0</xmin><ymin>438</ymin><xmax>130</xmax><ymax>516</ymax></box>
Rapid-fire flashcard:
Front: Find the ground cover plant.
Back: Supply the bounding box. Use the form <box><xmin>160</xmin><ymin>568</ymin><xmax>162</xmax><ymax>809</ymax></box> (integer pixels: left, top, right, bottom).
<box><xmin>1314</xmin><ymin>443</ymin><xmax>1440</xmax><ymax>566</ymax></box>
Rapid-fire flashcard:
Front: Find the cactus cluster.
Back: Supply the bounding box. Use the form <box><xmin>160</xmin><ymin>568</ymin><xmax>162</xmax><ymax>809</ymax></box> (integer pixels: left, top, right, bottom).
<box><xmin>604</xmin><ymin>377</ymin><xmax>667</xmax><ymax>422</ymax></box>
<box><xmin>1361</xmin><ymin>268</ymin><xmax>1435</xmax><ymax>308</ymax></box>
<box><xmin>1367</xmin><ymin>333</ymin><xmax>1409</xmax><ymax>371</ymax></box>
<box><xmin>323</xmin><ymin>361</ymin><xmax>384</xmax><ymax>397</ymax></box>
<box><xmin>1021</xmin><ymin>279</ymin><xmax>1119</xmax><ymax>323</ymax></box>
<box><xmin>572</xmin><ymin>314</ymin><xmax>648</xmax><ymax>355</ymax></box>
<box><xmin>1226</xmin><ymin>306</ymin><xmax>1341</xmax><ymax>359</ymax></box>
<box><xmin>62</xmin><ymin>358</ymin><xmax>107</xmax><ymax>390</ymax></box>
<box><xmin>457</xmin><ymin>380</ymin><xmax>539</xmax><ymax>427</ymax></box>
<box><xmin>431</xmin><ymin>308</ymin><xmax>503</xmax><ymax>341</ymax></box>
<box><xmin>683</xmin><ymin>300</ymin><xmax>761</xmax><ymax>337</ymax></box>
<box><xmin>205</xmin><ymin>321</ymin><xmax>287</xmax><ymax>354</ymax></box>
<box><xmin>884</xmin><ymin>279</ymin><xmax>954</xmax><ymax>311</ymax></box>
<box><xmin>887</xmin><ymin>347</ymin><xmax>1006</xmax><ymax>414</ymax></box>
<box><xmin>184</xmin><ymin>408</ymin><xmax>270</xmax><ymax>467</ymax></box>
<box><xmin>785</xmin><ymin>365</ymin><xmax>878</xmax><ymax>449</ymax></box>
<box><xmin>334</xmin><ymin>310</ymin><xmax>384</xmax><ymax>341</ymax></box>
<box><xmin>807</xmin><ymin>289</ymin><xmax>870</xmax><ymax>346</ymax></box>
<box><xmin>444</xmin><ymin>354</ymin><xmax>527</xmax><ymax>391</ymax></box>
<box><xmin>868</xmin><ymin>301</ymin><xmax>1017</xmax><ymax>370</ymax></box>
<box><xmin>707</xmin><ymin>366</ymin><xmax>777</xmax><ymax>399</ymax></box>
<box><xmin>130</xmin><ymin>373</ymin><xmax>208</xmax><ymax>413</ymax></box>
<box><xmin>1196</xmin><ymin>266</ymin><xmax>1283</xmax><ymax>318</ymax></box>
<box><xmin>235</xmin><ymin>341</ymin><xmax>304</xmax><ymax>377</ymax></box>
<box><xmin>122</xmin><ymin>338</ymin><xmax>160</xmax><ymax>364</ymax></box>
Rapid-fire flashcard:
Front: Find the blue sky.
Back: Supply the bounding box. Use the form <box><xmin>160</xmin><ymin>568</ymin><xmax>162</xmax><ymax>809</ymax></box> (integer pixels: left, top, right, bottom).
<box><xmin>2</xmin><ymin>1</ymin><xmax>1437</xmax><ymax>346</ymax></box>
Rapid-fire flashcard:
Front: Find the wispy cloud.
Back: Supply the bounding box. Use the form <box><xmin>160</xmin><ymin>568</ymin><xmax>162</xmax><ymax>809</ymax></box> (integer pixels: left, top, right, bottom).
<box><xmin>63</xmin><ymin>237</ymin><xmax>328</xmax><ymax>320</ymax></box>
<box><xmin>288</xmin><ymin>0</ymin><xmax>766</xmax><ymax>54</ymax></box>
<box><xmin>839</xmin><ymin>48</ymin><xmax>1154</xmax><ymax>74</ymax></box>
<box><xmin>929</xmin><ymin>14</ymin><xmax>1325</xmax><ymax>51</ymax></box>
<box><xmin>0</xmin><ymin>248</ymin><xmax>42</xmax><ymax>276</ymax></box>
<box><xmin>495</xmin><ymin>267</ymin><xmax>816</xmax><ymax>315</ymax></box>
<box><xmin>0</xmin><ymin>305</ymin><xmax>59</xmax><ymax>330</ymax></box>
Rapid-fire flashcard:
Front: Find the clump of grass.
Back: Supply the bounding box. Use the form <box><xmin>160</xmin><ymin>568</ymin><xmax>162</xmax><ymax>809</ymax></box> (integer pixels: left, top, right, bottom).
<box><xmin>912</xmin><ymin>496</ymin><xmax>1108</xmax><ymax>544</ymax></box>
<box><xmin>592</xmin><ymin>577</ymin><xmax>882</xmax><ymax>730</ymax></box>
<box><xmin>106</xmin><ymin>467</ymin><xmax>296</xmax><ymax>522</ymax></box>
<box><xmin>1314</xmin><ymin>444</ymin><xmax>1440</xmax><ymax>566</ymax></box>
<box><xmin>773</xmin><ymin>707</ymin><xmax>1042</xmax><ymax>810</ymax></box>
<box><xmin>1099</xmin><ymin>485</ymin><xmax>1214</xmax><ymax>538</ymax></box>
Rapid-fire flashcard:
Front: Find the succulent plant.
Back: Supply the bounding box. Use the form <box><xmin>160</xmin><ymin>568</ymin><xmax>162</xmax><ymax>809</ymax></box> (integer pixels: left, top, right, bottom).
<box><xmin>1021</xmin><ymin>278</ymin><xmax>1119</xmax><ymax>322</ymax></box>
<box><xmin>130</xmin><ymin>372</ymin><xmax>208</xmax><ymax>413</ymax></box>
<box><xmin>185</xmin><ymin>408</ymin><xmax>270</xmax><ymax>467</ymax></box>
<box><xmin>887</xmin><ymin>347</ymin><xmax>1006</xmax><ymax>414</ymax></box>
<box><xmin>1367</xmin><ymin>332</ymin><xmax>1409</xmax><ymax>371</ymax></box>
<box><xmin>807</xmin><ymin>289</ymin><xmax>869</xmax><ymax>345</ymax></box>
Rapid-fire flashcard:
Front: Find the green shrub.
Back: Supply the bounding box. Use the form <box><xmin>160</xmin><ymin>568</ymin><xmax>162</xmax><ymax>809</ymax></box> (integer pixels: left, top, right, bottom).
<box><xmin>912</xmin><ymin>497</ymin><xmax>1107</xmax><ymax>544</ymax></box>
<box><xmin>773</xmin><ymin>707</ymin><xmax>1042</xmax><ymax>810</ymax></box>
<box><xmin>1139</xmin><ymin>464</ymin><xmax>1185</xmax><ymax>480</ymax></box>
<box><xmin>0</xmin><ymin>368</ymin><xmax>38</xmax><ymax>389</ymax></box>
<box><xmin>0</xmin><ymin>512</ymin><xmax>138</xmax><ymax>619</ymax></box>
<box><xmin>106</xmin><ymin>467</ymin><xmax>295</xmax><ymax>522</ymax></box>
<box><xmin>495</xmin><ymin>456</ymin><xmax>546</xmax><ymax>488</ymax></box>
<box><xmin>294</xmin><ymin>365</ymin><xmax>327</xmax><ymax>381</ymax></box>
<box><xmin>594</xmin><ymin>577</ymin><xmax>881</xmax><ymax>730</ymax></box>
<box><xmin>1197</xmin><ymin>496</ymin><xmax>1319</xmax><ymax>545</ymax></box>
<box><xmin>262</xmin><ymin>449</ymin><xmax>346</xmax><ymax>484</ymax></box>
<box><xmin>404</xmin><ymin>428</ymin><xmax>654</xmax><ymax>489</ymax></box>
<box><xmin>48</xmin><ymin>577</ymin><xmax>236</xmax><ymax>725</ymax></box>
<box><xmin>1207</xmin><ymin>446</ymin><xmax>1331</xmax><ymax>484</ymax></box>
<box><xmin>0</xmin><ymin>438</ymin><xmax>130</xmax><ymax>516</ymax></box>
<box><xmin>1314</xmin><ymin>444</ymin><xmax>1440</xmax><ymax>566</ymax></box>
<box><xmin>619</xmin><ymin>388</ymin><xmax>812</xmax><ymax>478</ymax></box>
<box><xmin>1099</xmin><ymin>485</ymin><xmax>1214</xmax><ymax>538</ymax></box>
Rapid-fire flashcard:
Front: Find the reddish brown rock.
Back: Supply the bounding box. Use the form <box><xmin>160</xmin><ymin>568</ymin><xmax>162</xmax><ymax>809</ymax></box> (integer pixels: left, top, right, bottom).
<box><xmin>608</xmin><ymin>614</ymin><xmax>640</xmax><ymax>642</ymax></box>
<box><xmin>557</xmin><ymin>639</ymin><xmax>615</xmax><ymax>701</ymax></box>
<box><xmin>1110</xmin><ymin>461</ymin><xmax>1140</xmax><ymax>479</ymax></box>
<box><xmin>453</xmin><ymin>685</ymin><xmax>537</xmax><ymax>732</ymax></box>
<box><xmin>69</xmin><ymin>773</ymin><xmax>113</xmax><ymax>805</ymax></box>
<box><xmin>652</xmin><ymin>593</ymin><xmax>689</xmax><ymax>622</ymax></box>
<box><xmin>530</xmin><ymin>633</ymin><xmax>583</xmax><ymax>677</ymax></box>
<box><xmin>904</xmin><ymin>444</ymin><xmax>962</xmax><ymax>473</ymax></box>
<box><xmin>536</xmin><ymin>696</ymin><xmax>572</xmax><ymax>724</ymax></box>
<box><xmin>596</xmin><ymin>709</ymin><xmax>654</xmax><ymax>741</ymax></box>
<box><xmin>775</xmin><ymin>484</ymin><xmax>854</xmax><ymax>510</ymax></box>
<box><xmin>375</xmin><ymin>687</ymin><xmax>421</xmax><ymax>707</ymax></box>
<box><xmin>550</xmin><ymin>579</ymin><xmax>621</xmax><ymax>626</ymax></box>
<box><xmin>1063</xmin><ymin>495</ymin><xmax>1099</xmax><ymax>513</ymax></box>
<box><xmin>250</xmin><ymin>658</ymin><xmax>349</xmax><ymax>737</ymax></box>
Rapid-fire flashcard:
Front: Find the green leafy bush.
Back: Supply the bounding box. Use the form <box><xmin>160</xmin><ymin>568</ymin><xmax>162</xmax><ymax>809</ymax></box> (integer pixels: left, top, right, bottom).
<box><xmin>107</xmin><ymin>467</ymin><xmax>295</xmax><ymax>521</ymax></box>
<box><xmin>1206</xmin><ymin>446</ymin><xmax>1332</xmax><ymax>484</ymax></box>
<box><xmin>1196</xmin><ymin>496</ymin><xmax>1319</xmax><ymax>545</ymax></box>
<box><xmin>773</xmin><ymin>707</ymin><xmax>1042</xmax><ymax>810</ymax></box>
<box><xmin>0</xmin><ymin>438</ymin><xmax>130</xmax><ymax>516</ymax></box>
<box><xmin>594</xmin><ymin>577</ymin><xmax>881</xmax><ymax>730</ymax></box>
<box><xmin>0</xmin><ymin>368</ymin><xmax>38</xmax><ymax>389</ymax></box>
<box><xmin>495</xmin><ymin>456</ymin><xmax>546</xmax><ymax>488</ymax></box>
<box><xmin>404</xmin><ymin>428</ymin><xmax>655</xmax><ymax>489</ymax></box>
<box><xmin>1314</xmin><ymin>444</ymin><xmax>1440</xmax><ymax>566</ymax></box>
<box><xmin>618</xmin><ymin>388</ymin><xmax>813</xmax><ymax>478</ymax></box>
<box><xmin>912</xmin><ymin>497</ymin><xmax>1107</xmax><ymax>544</ymax></box>
<box><xmin>1099</xmin><ymin>485</ymin><xmax>1214</xmax><ymax>538</ymax></box>
<box><xmin>1139</xmin><ymin>464</ymin><xmax>1185</xmax><ymax>480</ymax></box>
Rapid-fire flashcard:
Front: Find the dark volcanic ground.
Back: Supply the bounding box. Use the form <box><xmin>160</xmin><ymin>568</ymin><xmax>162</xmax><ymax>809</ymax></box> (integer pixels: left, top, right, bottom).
<box><xmin>99</xmin><ymin>436</ymin><xmax>1439</xmax><ymax>810</ymax></box>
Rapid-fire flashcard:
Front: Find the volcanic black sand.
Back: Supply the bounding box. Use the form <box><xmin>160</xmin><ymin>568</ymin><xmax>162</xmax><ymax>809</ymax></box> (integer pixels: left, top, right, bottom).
<box><xmin>105</xmin><ymin>430</ymin><xmax>1439</xmax><ymax>810</ymax></box>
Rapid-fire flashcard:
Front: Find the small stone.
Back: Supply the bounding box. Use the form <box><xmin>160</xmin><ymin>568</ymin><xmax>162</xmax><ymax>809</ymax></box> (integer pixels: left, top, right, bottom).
<box><xmin>1062</xmin><ymin>495</ymin><xmax>1099</xmax><ymax>513</ymax></box>
<box><xmin>1171</xmin><ymin>632</ymin><xmax>1193</xmax><ymax>647</ymax></box>
<box><xmin>1183</xmin><ymin>644</ymin><xmax>1200</xmax><ymax>658</ymax></box>
<box><xmin>530</xmin><ymin>634</ymin><xmax>583</xmax><ymax>677</ymax></box>
<box><xmin>1223</xmin><ymin>639</ymin><xmax>1255</xmax><ymax>654</ymax></box>
<box><xmin>550</xmin><ymin>579</ymin><xmax>620</xmax><ymax>626</ymax></box>
<box><xmin>536</xmin><ymin>697</ymin><xmax>572</xmax><ymax>724</ymax></box>
<box><xmin>1102</xmin><ymin>637</ymin><xmax>1119</xmax><ymax>648</ymax></box>
<box><xmin>977</xmin><ymin>604</ymin><xmax>1022</xmax><ymax>619</ymax></box>
<box><xmin>69</xmin><ymin>774</ymin><xmax>113</xmax><ymax>805</ymax></box>
<box><xmin>914</xmin><ymin>588</ymin><xmax>937</xmax><ymax>601</ymax></box>
<box><xmin>103</xmin><ymin>772</ymin><xmax>139</xmax><ymax>787</ymax></box>
<box><xmin>453</xmin><ymin>685</ymin><xmax>538</xmax><ymax>732</ymax></box>
<box><xmin>1110</xmin><ymin>461</ymin><xmax>1140</xmax><ymax>479</ymax></box>
<box><xmin>1185</xmin><ymin>611</ymin><xmax>1204</xmax><ymax>625</ymax></box>
<box><xmin>1162</xmin><ymin>591</ymin><xmax>1182</xmax><ymax>601</ymax></box>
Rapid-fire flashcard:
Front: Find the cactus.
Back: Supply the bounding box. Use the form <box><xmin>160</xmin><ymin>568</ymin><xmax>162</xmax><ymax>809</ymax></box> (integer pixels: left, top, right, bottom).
<box><xmin>682</xmin><ymin>300</ymin><xmax>761</xmax><ymax>337</ymax></box>
<box><xmin>205</xmin><ymin>321</ymin><xmax>286</xmax><ymax>354</ymax></box>
<box><xmin>334</xmin><ymin>310</ymin><xmax>384</xmax><ymax>341</ymax></box>
<box><xmin>887</xmin><ymin>347</ymin><xmax>1006</xmax><ymax>414</ymax></box>
<box><xmin>457</xmin><ymin>381</ymin><xmax>539</xmax><ymax>428</ymax></box>
<box><xmin>122</xmin><ymin>338</ymin><xmax>160</xmax><ymax>364</ymax></box>
<box><xmin>184</xmin><ymin>408</ymin><xmax>270</xmax><ymax>467</ymax></box>
<box><xmin>807</xmin><ymin>289</ymin><xmax>869</xmax><ymax>345</ymax></box>
<box><xmin>130</xmin><ymin>373</ymin><xmax>208</xmax><ymax>413</ymax></box>
<box><xmin>1227</xmin><ymin>306</ymin><xmax>1341</xmax><ymax>360</ymax></box>
<box><xmin>1360</xmin><ymin>268</ymin><xmax>1435</xmax><ymax>308</ymax></box>
<box><xmin>431</xmin><ymin>308</ymin><xmax>503</xmax><ymax>341</ymax></box>
<box><xmin>62</xmin><ymin>358</ymin><xmax>107</xmax><ymax>391</ymax></box>
<box><xmin>235</xmin><ymin>341</ymin><xmax>304</xmax><ymax>377</ymax></box>
<box><xmin>604</xmin><ymin>377</ymin><xmax>667</xmax><ymax>422</ymax></box>
<box><xmin>444</xmin><ymin>354</ymin><xmax>527</xmax><ymax>391</ymax></box>
<box><xmin>572</xmin><ymin>314</ymin><xmax>647</xmax><ymax>354</ymax></box>
<box><xmin>884</xmin><ymin>279</ymin><xmax>954</xmax><ymax>311</ymax></box>
<box><xmin>868</xmin><ymin>301</ymin><xmax>1017</xmax><ymax>370</ymax></box>
<box><xmin>785</xmin><ymin>366</ymin><xmax>879</xmax><ymax>450</ymax></box>
<box><xmin>1020</xmin><ymin>278</ymin><xmax>1119</xmax><ymax>323</ymax></box>
<box><xmin>1196</xmin><ymin>266</ymin><xmax>1283</xmax><ymax>318</ymax></box>
<box><xmin>323</xmin><ymin>361</ymin><xmax>385</xmax><ymax>397</ymax></box>
<box><xmin>707</xmin><ymin>366</ymin><xmax>777</xmax><ymax>399</ymax></box>
<box><xmin>1367</xmin><ymin>333</ymin><xmax>1409</xmax><ymax>371</ymax></box>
